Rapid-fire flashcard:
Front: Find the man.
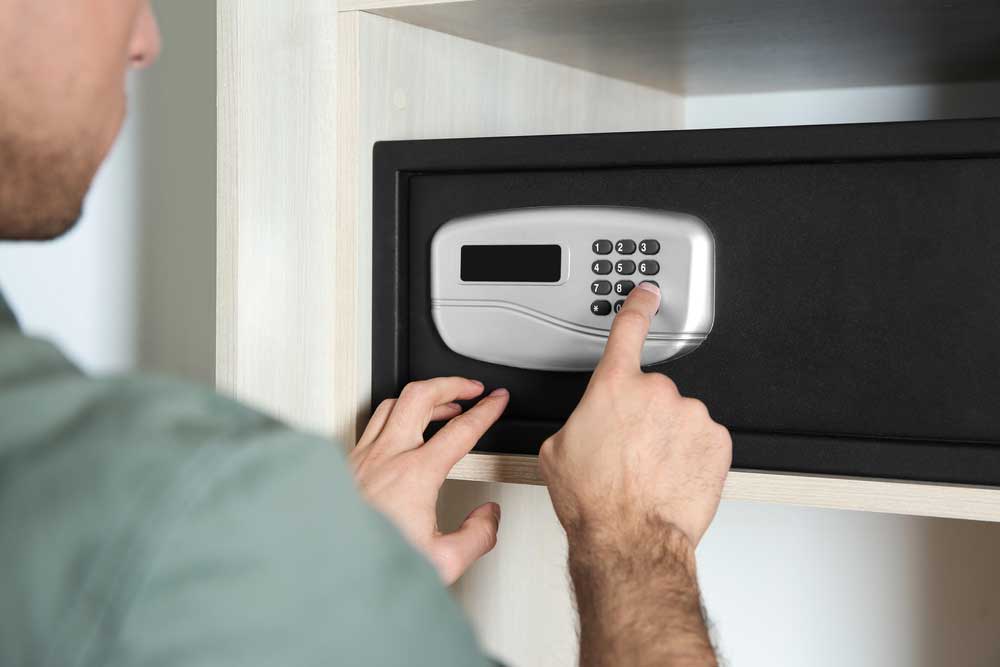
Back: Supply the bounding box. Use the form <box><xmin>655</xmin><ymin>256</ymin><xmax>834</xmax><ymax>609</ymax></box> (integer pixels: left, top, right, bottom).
<box><xmin>0</xmin><ymin>2</ymin><xmax>732</xmax><ymax>665</ymax></box>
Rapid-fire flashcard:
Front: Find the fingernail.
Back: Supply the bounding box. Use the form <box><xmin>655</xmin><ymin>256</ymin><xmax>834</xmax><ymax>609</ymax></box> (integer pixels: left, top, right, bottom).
<box><xmin>489</xmin><ymin>387</ymin><xmax>509</xmax><ymax>397</ymax></box>
<box><xmin>470</xmin><ymin>379</ymin><xmax>485</xmax><ymax>388</ymax></box>
<box><xmin>637</xmin><ymin>281</ymin><xmax>660</xmax><ymax>297</ymax></box>
<box><xmin>446</xmin><ymin>402</ymin><xmax>461</xmax><ymax>410</ymax></box>
<box><xmin>492</xmin><ymin>503</ymin><xmax>502</xmax><ymax>520</ymax></box>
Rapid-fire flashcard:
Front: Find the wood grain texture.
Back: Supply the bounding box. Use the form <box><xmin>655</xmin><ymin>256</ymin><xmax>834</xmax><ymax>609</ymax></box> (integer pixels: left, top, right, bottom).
<box><xmin>370</xmin><ymin>0</ymin><xmax>1000</xmax><ymax>95</ymax></box>
<box><xmin>450</xmin><ymin>453</ymin><xmax>1000</xmax><ymax>522</ymax></box>
<box><xmin>340</xmin><ymin>0</ymin><xmax>465</xmax><ymax>10</ymax></box>
<box><xmin>216</xmin><ymin>0</ymin><xmax>341</xmax><ymax>436</ymax></box>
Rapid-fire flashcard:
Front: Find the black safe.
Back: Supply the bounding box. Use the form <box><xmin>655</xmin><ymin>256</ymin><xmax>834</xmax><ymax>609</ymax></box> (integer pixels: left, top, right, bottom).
<box><xmin>372</xmin><ymin>118</ymin><xmax>1000</xmax><ymax>486</ymax></box>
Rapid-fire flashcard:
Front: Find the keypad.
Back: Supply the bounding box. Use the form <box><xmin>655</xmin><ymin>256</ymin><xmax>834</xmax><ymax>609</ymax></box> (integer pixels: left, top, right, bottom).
<box><xmin>591</xmin><ymin>300</ymin><xmax>612</xmax><ymax>316</ymax></box>
<box><xmin>639</xmin><ymin>239</ymin><xmax>660</xmax><ymax>255</ymax></box>
<box><xmin>615</xmin><ymin>259</ymin><xmax>636</xmax><ymax>275</ymax></box>
<box><xmin>591</xmin><ymin>280</ymin><xmax>612</xmax><ymax>295</ymax></box>
<box><xmin>615</xmin><ymin>239</ymin><xmax>637</xmax><ymax>254</ymax></box>
<box><xmin>590</xmin><ymin>238</ymin><xmax>659</xmax><ymax>316</ymax></box>
<box><xmin>592</xmin><ymin>239</ymin><xmax>613</xmax><ymax>255</ymax></box>
<box><xmin>591</xmin><ymin>259</ymin><xmax>613</xmax><ymax>275</ymax></box>
<box><xmin>638</xmin><ymin>260</ymin><xmax>659</xmax><ymax>275</ymax></box>
<box><xmin>615</xmin><ymin>280</ymin><xmax>635</xmax><ymax>296</ymax></box>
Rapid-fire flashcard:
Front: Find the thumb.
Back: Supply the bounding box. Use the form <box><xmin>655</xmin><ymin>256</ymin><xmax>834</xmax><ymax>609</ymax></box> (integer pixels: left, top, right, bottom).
<box><xmin>433</xmin><ymin>502</ymin><xmax>501</xmax><ymax>585</ymax></box>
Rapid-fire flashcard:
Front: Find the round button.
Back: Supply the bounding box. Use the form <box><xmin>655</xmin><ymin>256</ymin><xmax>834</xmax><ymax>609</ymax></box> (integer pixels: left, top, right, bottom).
<box><xmin>615</xmin><ymin>239</ymin><xmax>637</xmax><ymax>255</ymax></box>
<box><xmin>591</xmin><ymin>280</ymin><xmax>612</xmax><ymax>295</ymax></box>
<box><xmin>638</xmin><ymin>260</ymin><xmax>659</xmax><ymax>275</ymax></box>
<box><xmin>614</xmin><ymin>280</ymin><xmax>635</xmax><ymax>296</ymax></box>
<box><xmin>592</xmin><ymin>239</ymin><xmax>613</xmax><ymax>255</ymax></box>
<box><xmin>639</xmin><ymin>239</ymin><xmax>660</xmax><ymax>255</ymax></box>
<box><xmin>590</xmin><ymin>300</ymin><xmax>612</xmax><ymax>316</ymax></box>
<box><xmin>615</xmin><ymin>259</ymin><xmax>636</xmax><ymax>275</ymax></box>
<box><xmin>591</xmin><ymin>259</ymin><xmax>613</xmax><ymax>275</ymax></box>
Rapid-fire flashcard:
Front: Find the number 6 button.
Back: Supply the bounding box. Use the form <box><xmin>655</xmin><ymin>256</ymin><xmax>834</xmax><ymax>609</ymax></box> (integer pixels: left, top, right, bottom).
<box><xmin>638</xmin><ymin>260</ymin><xmax>659</xmax><ymax>275</ymax></box>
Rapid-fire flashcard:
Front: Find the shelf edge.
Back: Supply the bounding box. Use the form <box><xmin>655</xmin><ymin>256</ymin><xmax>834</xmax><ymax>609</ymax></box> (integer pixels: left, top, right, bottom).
<box><xmin>449</xmin><ymin>453</ymin><xmax>1000</xmax><ymax>522</ymax></box>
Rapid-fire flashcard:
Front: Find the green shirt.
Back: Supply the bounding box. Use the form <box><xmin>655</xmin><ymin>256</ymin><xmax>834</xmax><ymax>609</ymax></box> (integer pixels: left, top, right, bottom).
<box><xmin>0</xmin><ymin>291</ymin><xmax>494</xmax><ymax>667</ymax></box>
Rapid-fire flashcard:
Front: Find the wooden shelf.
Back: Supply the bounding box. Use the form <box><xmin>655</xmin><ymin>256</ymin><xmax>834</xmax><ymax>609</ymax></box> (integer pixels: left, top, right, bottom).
<box><xmin>450</xmin><ymin>454</ymin><xmax>1000</xmax><ymax>522</ymax></box>
<box><xmin>347</xmin><ymin>0</ymin><xmax>1000</xmax><ymax>95</ymax></box>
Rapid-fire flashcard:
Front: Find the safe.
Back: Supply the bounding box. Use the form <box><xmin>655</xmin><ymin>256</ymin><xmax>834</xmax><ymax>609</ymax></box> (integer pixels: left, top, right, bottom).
<box><xmin>372</xmin><ymin>118</ymin><xmax>1000</xmax><ymax>486</ymax></box>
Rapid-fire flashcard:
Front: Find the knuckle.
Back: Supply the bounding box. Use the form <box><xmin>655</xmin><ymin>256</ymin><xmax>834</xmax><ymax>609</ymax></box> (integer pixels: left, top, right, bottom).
<box><xmin>683</xmin><ymin>397</ymin><xmax>709</xmax><ymax>419</ymax></box>
<box><xmin>538</xmin><ymin>438</ymin><xmax>557</xmax><ymax>475</ymax></box>
<box><xmin>400</xmin><ymin>380</ymin><xmax>431</xmax><ymax>401</ymax></box>
<box><xmin>376</xmin><ymin>398</ymin><xmax>396</xmax><ymax>413</ymax></box>
<box><xmin>448</xmin><ymin>410</ymin><xmax>488</xmax><ymax>435</ymax></box>
<box><xmin>647</xmin><ymin>372</ymin><xmax>679</xmax><ymax>396</ymax></box>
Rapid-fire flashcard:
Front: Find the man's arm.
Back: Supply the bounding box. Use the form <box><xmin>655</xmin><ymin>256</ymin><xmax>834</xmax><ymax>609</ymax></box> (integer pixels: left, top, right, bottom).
<box><xmin>541</xmin><ymin>281</ymin><xmax>732</xmax><ymax>667</ymax></box>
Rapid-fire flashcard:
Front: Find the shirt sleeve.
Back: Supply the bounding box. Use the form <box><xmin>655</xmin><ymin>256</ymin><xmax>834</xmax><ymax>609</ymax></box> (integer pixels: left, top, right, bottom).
<box><xmin>104</xmin><ymin>411</ymin><xmax>496</xmax><ymax>667</ymax></box>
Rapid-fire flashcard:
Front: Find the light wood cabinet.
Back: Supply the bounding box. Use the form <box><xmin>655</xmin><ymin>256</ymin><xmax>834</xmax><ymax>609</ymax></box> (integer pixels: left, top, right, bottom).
<box><xmin>218</xmin><ymin>0</ymin><xmax>1000</xmax><ymax>522</ymax></box>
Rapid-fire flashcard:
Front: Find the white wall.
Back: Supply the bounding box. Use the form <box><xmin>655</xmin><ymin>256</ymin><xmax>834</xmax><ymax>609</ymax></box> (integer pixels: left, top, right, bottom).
<box><xmin>0</xmin><ymin>0</ymin><xmax>216</xmax><ymax>383</ymax></box>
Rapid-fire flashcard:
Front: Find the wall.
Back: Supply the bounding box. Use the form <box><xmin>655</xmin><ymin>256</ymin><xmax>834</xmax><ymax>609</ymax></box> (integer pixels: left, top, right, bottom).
<box><xmin>0</xmin><ymin>0</ymin><xmax>216</xmax><ymax>384</ymax></box>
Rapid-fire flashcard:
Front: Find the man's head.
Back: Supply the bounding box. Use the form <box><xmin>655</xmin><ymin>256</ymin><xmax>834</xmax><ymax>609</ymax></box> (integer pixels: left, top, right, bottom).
<box><xmin>0</xmin><ymin>0</ymin><xmax>160</xmax><ymax>240</ymax></box>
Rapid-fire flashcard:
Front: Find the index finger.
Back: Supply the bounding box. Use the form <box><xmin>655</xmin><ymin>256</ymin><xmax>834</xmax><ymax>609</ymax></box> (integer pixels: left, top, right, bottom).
<box><xmin>422</xmin><ymin>388</ymin><xmax>510</xmax><ymax>477</ymax></box>
<box><xmin>595</xmin><ymin>281</ymin><xmax>661</xmax><ymax>375</ymax></box>
<box><xmin>380</xmin><ymin>377</ymin><xmax>485</xmax><ymax>446</ymax></box>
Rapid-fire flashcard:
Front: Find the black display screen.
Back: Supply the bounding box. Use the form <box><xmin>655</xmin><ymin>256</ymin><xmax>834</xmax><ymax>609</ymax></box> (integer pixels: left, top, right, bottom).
<box><xmin>460</xmin><ymin>244</ymin><xmax>561</xmax><ymax>282</ymax></box>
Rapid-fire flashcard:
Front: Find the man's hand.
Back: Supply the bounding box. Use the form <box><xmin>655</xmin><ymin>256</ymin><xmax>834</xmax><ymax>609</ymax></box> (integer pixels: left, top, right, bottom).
<box><xmin>541</xmin><ymin>281</ymin><xmax>731</xmax><ymax>667</ymax></box>
<box><xmin>350</xmin><ymin>378</ymin><xmax>509</xmax><ymax>585</ymax></box>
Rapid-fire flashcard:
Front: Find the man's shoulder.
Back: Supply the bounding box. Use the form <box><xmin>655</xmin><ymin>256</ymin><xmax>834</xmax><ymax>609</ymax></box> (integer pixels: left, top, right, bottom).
<box><xmin>0</xmin><ymin>332</ymin><xmax>490</xmax><ymax>667</ymax></box>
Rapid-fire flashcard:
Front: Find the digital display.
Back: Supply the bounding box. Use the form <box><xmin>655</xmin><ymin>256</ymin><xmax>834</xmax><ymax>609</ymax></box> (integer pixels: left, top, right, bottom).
<box><xmin>460</xmin><ymin>244</ymin><xmax>561</xmax><ymax>282</ymax></box>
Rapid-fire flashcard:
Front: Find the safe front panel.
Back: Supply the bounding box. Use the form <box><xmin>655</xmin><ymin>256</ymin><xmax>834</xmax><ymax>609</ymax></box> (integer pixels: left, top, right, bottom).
<box><xmin>373</xmin><ymin>119</ymin><xmax>1000</xmax><ymax>485</ymax></box>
